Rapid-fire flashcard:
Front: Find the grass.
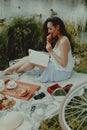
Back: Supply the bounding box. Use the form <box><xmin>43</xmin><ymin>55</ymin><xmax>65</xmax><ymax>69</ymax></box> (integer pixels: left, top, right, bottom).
<box><xmin>39</xmin><ymin>115</ymin><xmax>62</xmax><ymax>130</ymax></box>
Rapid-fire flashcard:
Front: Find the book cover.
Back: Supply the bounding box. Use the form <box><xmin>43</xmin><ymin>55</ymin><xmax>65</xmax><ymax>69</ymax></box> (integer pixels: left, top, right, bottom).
<box><xmin>28</xmin><ymin>49</ymin><xmax>50</xmax><ymax>67</ymax></box>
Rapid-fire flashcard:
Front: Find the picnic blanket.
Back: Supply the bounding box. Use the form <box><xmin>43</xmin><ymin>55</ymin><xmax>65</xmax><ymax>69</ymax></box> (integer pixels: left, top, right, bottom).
<box><xmin>0</xmin><ymin>70</ymin><xmax>87</xmax><ymax>130</ymax></box>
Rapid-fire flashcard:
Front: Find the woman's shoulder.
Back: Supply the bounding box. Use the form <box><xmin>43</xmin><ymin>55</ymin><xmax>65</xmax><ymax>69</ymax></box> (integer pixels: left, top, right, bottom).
<box><xmin>60</xmin><ymin>36</ymin><xmax>70</xmax><ymax>47</ymax></box>
<box><xmin>60</xmin><ymin>36</ymin><xmax>70</xmax><ymax>50</ymax></box>
<box><xmin>62</xmin><ymin>36</ymin><xmax>70</xmax><ymax>43</ymax></box>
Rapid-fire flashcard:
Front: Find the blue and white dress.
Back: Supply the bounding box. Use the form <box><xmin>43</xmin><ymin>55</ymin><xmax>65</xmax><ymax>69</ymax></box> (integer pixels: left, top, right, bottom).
<box><xmin>33</xmin><ymin>36</ymin><xmax>74</xmax><ymax>82</ymax></box>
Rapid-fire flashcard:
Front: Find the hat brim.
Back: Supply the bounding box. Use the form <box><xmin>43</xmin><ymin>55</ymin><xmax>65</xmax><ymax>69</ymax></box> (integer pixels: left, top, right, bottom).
<box><xmin>0</xmin><ymin>111</ymin><xmax>33</xmax><ymax>130</ymax></box>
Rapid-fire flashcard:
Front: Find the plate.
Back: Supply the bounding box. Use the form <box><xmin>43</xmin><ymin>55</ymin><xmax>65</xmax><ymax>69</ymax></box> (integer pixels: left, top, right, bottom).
<box><xmin>6</xmin><ymin>81</ymin><xmax>18</xmax><ymax>89</ymax></box>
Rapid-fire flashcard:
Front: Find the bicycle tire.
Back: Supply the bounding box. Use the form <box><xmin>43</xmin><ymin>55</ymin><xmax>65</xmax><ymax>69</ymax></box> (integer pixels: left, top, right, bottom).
<box><xmin>59</xmin><ymin>82</ymin><xmax>87</xmax><ymax>130</ymax></box>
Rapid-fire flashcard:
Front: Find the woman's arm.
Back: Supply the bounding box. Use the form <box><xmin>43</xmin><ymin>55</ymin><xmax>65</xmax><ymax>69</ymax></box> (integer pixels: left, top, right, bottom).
<box><xmin>46</xmin><ymin>40</ymin><xmax>70</xmax><ymax>67</ymax></box>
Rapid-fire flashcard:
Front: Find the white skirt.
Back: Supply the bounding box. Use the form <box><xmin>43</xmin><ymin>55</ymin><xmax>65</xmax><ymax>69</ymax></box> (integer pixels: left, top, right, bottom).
<box><xmin>32</xmin><ymin>61</ymin><xmax>72</xmax><ymax>83</ymax></box>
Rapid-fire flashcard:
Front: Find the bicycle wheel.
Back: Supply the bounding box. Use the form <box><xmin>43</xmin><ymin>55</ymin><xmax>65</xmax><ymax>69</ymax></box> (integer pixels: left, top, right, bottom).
<box><xmin>59</xmin><ymin>82</ymin><xmax>87</xmax><ymax>130</ymax></box>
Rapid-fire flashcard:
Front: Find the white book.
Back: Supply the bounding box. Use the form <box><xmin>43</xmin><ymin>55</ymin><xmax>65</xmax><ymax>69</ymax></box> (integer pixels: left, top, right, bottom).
<box><xmin>28</xmin><ymin>49</ymin><xmax>50</xmax><ymax>67</ymax></box>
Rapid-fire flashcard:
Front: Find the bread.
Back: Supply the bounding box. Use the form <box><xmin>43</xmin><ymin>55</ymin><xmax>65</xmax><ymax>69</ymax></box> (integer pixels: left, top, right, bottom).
<box><xmin>16</xmin><ymin>88</ymin><xmax>29</xmax><ymax>97</ymax></box>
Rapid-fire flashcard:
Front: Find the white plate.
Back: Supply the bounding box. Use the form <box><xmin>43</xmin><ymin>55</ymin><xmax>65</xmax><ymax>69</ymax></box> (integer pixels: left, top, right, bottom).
<box><xmin>6</xmin><ymin>81</ymin><xmax>17</xmax><ymax>89</ymax></box>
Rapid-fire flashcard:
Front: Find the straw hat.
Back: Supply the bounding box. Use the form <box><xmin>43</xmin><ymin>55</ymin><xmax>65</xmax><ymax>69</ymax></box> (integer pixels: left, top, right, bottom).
<box><xmin>0</xmin><ymin>111</ymin><xmax>33</xmax><ymax>130</ymax></box>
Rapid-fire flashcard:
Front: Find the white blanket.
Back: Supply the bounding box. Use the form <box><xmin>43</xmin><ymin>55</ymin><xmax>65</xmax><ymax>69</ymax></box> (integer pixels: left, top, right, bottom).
<box><xmin>15</xmin><ymin>71</ymin><xmax>87</xmax><ymax>129</ymax></box>
<box><xmin>0</xmin><ymin>71</ymin><xmax>87</xmax><ymax>130</ymax></box>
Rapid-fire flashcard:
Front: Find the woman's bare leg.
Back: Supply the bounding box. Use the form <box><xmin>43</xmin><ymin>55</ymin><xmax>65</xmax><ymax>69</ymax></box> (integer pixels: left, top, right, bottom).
<box><xmin>16</xmin><ymin>62</ymin><xmax>35</xmax><ymax>73</ymax></box>
<box><xmin>2</xmin><ymin>56</ymin><xmax>46</xmax><ymax>75</ymax></box>
<box><xmin>3</xmin><ymin>56</ymin><xmax>29</xmax><ymax>75</ymax></box>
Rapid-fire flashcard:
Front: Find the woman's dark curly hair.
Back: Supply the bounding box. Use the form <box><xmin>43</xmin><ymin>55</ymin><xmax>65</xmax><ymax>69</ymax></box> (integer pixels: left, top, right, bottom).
<box><xmin>43</xmin><ymin>17</ymin><xmax>74</xmax><ymax>52</ymax></box>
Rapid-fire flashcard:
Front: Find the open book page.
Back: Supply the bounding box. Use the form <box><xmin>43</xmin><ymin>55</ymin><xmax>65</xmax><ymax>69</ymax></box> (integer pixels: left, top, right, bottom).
<box><xmin>28</xmin><ymin>49</ymin><xmax>50</xmax><ymax>67</ymax></box>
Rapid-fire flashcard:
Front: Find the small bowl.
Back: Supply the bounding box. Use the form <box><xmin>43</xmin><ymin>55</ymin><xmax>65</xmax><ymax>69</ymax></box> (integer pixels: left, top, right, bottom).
<box><xmin>47</xmin><ymin>83</ymin><xmax>61</xmax><ymax>95</ymax></box>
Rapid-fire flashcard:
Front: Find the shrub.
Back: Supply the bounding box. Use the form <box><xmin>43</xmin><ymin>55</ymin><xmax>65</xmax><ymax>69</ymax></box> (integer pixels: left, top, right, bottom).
<box><xmin>0</xmin><ymin>28</ymin><xmax>9</xmax><ymax>70</ymax></box>
<box><xmin>7</xmin><ymin>17</ymin><xmax>43</xmax><ymax>60</ymax></box>
<box><xmin>0</xmin><ymin>17</ymin><xmax>44</xmax><ymax>69</ymax></box>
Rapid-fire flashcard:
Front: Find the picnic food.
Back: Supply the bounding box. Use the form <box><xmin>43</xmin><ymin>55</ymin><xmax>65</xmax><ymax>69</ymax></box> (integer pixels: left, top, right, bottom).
<box><xmin>0</xmin><ymin>104</ymin><xmax>3</xmax><ymax>110</ymax></box>
<box><xmin>53</xmin><ymin>88</ymin><xmax>66</xmax><ymax>96</ymax></box>
<box><xmin>2</xmin><ymin>98</ymin><xmax>15</xmax><ymax>110</ymax></box>
<box><xmin>47</xmin><ymin>83</ymin><xmax>61</xmax><ymax>95</ymax></box>
<box><xmin>63</xmin><ymin>83</ymin><xmax>73</xmax><ymax>93</ymax></box>
<box><xmin>6</xmin><ymin>80</ymin><xmax>29</xmax><ymax>97</ymax></box>
<box><xmin>0</xmin><ymin>94</ymin><xmax>15</xmax><ymax>110</ymax></box>
<box><xmin>0</xmin><ymin>80</ymin><xmax>41</xmax><ymax>100</ymax></box>
<box><xmin>16</xmin><ymin>87</ymin><xmax>29</xmax><ymax>97</ymax></box>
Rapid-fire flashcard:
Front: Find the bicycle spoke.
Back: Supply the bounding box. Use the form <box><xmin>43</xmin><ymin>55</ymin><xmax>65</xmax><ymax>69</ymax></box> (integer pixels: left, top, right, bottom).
<box><xmin>65</xmin><ymin>109</ymin><xmax>83</xmax><ymax>119</ymax></box>
<box><xmin>77</xmin><ymin>116</ymin><xmax>87</xmax><ymax>130</ymax></box>
<box><xmin>59</xmin><ymin>84</ymin><xmax>87</xmax><ymax>130</ymax></box>
<box><xmin>66</xmin><ymin>109</ymin><xmax>86</xmax><ymax>125</ymax></box>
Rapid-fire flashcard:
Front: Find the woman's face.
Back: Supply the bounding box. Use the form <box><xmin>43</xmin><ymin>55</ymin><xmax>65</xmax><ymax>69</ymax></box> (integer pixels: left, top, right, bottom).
<box><xmin>47</xmin><ymin>22</ymin><xmax>58</xmax><ymax>37</ymax></box>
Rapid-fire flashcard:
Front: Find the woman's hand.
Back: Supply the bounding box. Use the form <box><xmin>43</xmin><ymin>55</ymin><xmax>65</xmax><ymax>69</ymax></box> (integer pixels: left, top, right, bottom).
<box><xmin>46</xmin><ymin>34</ymin><xmax>53</xmax><ymax>53</ymax></box>
<box><xmin>46</xmin><ymin>42</ymin><xmax>53</xmax><ymax>53</ymax></box>
<box><xmin>46</xmin><ymin>34</ymin><xmax>52</xmax><ymax>42</ymax></box>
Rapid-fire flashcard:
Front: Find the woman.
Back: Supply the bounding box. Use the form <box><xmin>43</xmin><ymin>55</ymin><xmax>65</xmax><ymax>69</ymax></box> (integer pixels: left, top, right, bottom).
<box><xmin>2</xmin><ymin>17</ymin><xmax>74</xmax><ymax>82</ymax></box>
